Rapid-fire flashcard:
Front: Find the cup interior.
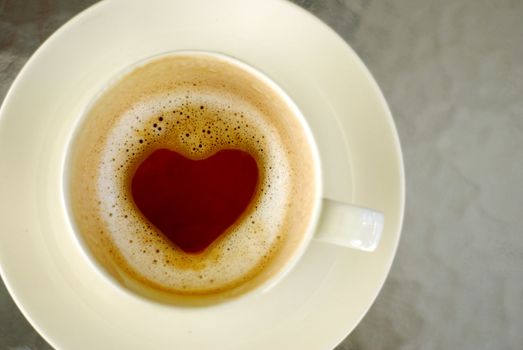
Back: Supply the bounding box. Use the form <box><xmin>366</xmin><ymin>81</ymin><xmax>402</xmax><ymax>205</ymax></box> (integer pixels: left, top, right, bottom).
<box><xmin>63</xmin><ymin>50</ymin><xmax>323</xmax><ymax>306</ymax></box>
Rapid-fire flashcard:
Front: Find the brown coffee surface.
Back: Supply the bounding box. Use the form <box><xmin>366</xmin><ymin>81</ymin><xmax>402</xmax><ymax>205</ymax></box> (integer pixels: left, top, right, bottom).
<box><xmin>68</xmin><ymin>53</ymin><xmax>317</xmax><ymax>302</ymax></box>
<box><xmin>131</xmin><ymin>148</ymin><xmax>259</xmax><ymax>253</ymax></box>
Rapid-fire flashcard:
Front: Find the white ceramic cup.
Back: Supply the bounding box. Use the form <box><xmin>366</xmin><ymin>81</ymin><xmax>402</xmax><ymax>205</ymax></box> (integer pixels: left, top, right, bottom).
<box><xmin>67</xmin><ymin>51</ymin><xmax>384</xmax><ymax>302</ymax></box>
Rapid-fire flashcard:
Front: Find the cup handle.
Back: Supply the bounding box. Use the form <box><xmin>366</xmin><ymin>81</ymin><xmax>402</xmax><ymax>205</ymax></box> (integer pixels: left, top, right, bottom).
<box><xmin>314</xmin><ymin>198</ymin><xmax>384</xmax><ymax>252</ymax></box>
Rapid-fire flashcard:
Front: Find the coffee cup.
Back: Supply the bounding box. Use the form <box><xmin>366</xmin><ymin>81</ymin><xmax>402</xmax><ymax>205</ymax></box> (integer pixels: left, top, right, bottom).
<box><xmin>65</xmin><ymin>51</ymin><xmax>383</xmax><ymax>305</ymax></box>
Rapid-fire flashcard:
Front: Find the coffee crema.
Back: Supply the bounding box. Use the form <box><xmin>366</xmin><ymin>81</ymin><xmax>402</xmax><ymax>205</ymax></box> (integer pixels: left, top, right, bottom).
<box><xmin>68</xmin><ymin>53</ymin><xmax>317</xmax><ymax>303</ymax></box>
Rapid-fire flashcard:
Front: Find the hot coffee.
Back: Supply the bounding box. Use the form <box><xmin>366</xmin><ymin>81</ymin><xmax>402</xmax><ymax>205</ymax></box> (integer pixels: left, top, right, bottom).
<box><xmin>67</xmin><ymin>52</ymin><xmax>318</xmax><ymax>302</ymax></box>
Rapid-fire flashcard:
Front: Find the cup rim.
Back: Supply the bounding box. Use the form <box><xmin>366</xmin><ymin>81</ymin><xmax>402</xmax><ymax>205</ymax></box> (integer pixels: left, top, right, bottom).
<box><xmin>62</xmin><ymin>49</ymin><xmax>324</xmax><ymax>306</ymax></box>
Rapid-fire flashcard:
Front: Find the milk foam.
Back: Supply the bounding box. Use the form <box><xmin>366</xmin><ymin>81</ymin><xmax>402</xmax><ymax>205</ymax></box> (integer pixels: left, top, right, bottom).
<box><xmin>97</xmin><ymin>90</ymin><xmax>291</xmax><ymax>293</ymax></box>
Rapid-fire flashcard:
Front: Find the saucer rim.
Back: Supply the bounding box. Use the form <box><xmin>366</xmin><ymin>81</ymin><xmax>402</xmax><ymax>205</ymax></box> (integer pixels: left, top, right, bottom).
<box><xmin>0</xmin><ymin>0</ymin><xmax>405</xmax><ymax>349</ymax></box>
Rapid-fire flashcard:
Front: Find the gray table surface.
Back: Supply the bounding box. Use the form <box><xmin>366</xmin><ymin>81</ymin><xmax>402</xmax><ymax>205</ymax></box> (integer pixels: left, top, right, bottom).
<box><xmin>1</xmin><ymin>0</ymin><xmax>522</xmax><ymax>349</ymax></box>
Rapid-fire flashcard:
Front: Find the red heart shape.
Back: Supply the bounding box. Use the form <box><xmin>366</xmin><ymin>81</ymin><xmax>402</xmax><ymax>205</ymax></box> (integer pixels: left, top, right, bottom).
<box><xmin>131</xmin><ymin>149</ymin><xmax>258</xmax><ymax>253</ymax></box>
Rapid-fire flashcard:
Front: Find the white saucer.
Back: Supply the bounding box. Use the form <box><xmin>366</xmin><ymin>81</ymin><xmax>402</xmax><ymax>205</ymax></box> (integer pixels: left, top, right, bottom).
<box><xmin>0</xmin><ymin>0</ymin><xmax>404</xmax><ymax>349</ymax></box>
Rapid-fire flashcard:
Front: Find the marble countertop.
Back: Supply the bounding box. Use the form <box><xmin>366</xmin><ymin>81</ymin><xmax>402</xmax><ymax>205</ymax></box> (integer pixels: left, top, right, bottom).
<box><xmin>1</xmin><ymin>0</ymin><xmax>522</xmax><ymax>349</ymax></box>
